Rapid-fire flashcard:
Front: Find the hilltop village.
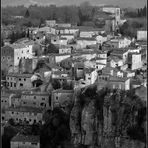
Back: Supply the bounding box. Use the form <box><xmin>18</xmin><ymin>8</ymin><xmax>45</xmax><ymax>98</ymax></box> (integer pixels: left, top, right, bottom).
<box><xmin>1</xmin><ymin>5</ymin><xmax>147</xmax><ymax>148</ymax></box>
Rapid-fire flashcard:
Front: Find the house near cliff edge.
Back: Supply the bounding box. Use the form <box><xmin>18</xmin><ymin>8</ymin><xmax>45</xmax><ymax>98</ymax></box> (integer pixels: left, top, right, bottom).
<box><xmin>97</xmin><ymin>76</ymin><xmax>130</xmax><ymax>90</ymax></box>
<box><xmin>51</xmin><ymin>89</ymin><xmax>74</xmax><ymax>113</ymax></box>
<box><xmin>6</xmin><ymin>73</ymin><xmax>33</xmax><ymax>90</ymax></box>
<box><xmin>5</xmin><ymin>106</ymin><xmax>43</xmax><ymax>125</ymax></box>
<box><xmin>11</xmin><ymin>134</ymin><xmax>40</xmax><ymax>148</ymax></box>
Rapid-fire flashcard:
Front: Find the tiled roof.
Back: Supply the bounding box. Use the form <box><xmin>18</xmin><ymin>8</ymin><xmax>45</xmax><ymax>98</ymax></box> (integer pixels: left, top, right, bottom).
<box><xmin>52</xmin><ymin>89</ymin><xmax>74</xmax><ymax>93</ymax></box>
<box><xmin>6</xmin><ymin>106</ymin><xmax>42</xmax><ymax>113</ymax></box>
<box><xmin>22</xmin><ymin>91</ymin><xmax>49</xmax><ymax>96</ymax></box>
<box><xmin>77</xmin><ymin>37</ymin><xmax>96</xmax><ymax>41</ymax></box>
<box><xmin>11</xmin><ymin>134</ymin><xmax>40</xmax><ymax>143</ymax></box>
<box><xmin>109</xmin><ymin>76</ymin><xmax>129</xmax><ymax>82</ymax></box>
<box><xmin>111</xmin><ymin>49</ymin><xmax>128</xmax><ymax>55</ymax></box>
<box><xmin>6</xmin><ymin>73</ymin><xmax>33</xmax><ymax>78</ymax></box>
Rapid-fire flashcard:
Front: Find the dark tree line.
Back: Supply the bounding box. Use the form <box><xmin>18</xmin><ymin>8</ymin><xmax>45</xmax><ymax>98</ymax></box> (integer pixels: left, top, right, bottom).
<box><xmin>124</xmin><ymin>6</ymin><xmax>147</xmax><ymax>18</ymax></box>
<box><xmin>2</xmin><ymin>3</ymin><xmax>98</xmax><ymax>27</ymax></box>
<box><xmin>9</xmin><ymin>30</ymin><xmax>27</xmax><ymax>44</ymax></box>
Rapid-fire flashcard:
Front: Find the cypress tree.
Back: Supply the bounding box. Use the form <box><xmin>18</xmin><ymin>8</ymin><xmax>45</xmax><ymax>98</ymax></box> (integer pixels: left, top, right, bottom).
<box><xmin>24</xmin><ymin>9</ymin><xmax>30</xmax><ymax>18</ymax></box>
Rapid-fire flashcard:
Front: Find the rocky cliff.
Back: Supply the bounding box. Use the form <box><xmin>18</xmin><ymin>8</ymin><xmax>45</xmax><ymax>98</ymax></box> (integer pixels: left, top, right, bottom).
<box><xmin>70</xmin><ymin>86</ymin><xmax>146</xmax><ymax>148</ymax></box>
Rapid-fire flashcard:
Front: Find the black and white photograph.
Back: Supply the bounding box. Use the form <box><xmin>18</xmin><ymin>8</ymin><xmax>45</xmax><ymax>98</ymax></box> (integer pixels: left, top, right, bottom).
<box><xmin>1</xmin><ymin>0</ymin><xmax>147</xmax><ymax>148</ymax></box>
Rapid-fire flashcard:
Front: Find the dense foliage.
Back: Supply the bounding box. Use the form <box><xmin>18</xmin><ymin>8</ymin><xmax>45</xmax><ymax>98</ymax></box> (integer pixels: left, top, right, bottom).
<box><xmin>40</xmin><ymin>108</ymin><xmax>71</xmax><ymax>148</ymax></box>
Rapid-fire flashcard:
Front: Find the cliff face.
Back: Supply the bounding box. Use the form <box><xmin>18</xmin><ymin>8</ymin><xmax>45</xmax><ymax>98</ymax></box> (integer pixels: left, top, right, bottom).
<box><xmin>70</xmin><ymin>87</ymin><xmax>146</xmax><ymax>148</ymax></box>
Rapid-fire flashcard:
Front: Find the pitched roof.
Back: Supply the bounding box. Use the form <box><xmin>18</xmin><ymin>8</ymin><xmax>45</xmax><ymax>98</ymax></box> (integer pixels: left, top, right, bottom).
<box><xmin>77</xmin><ymin>37</ymin><xmax>96</xmax><ymax>41</ymax></box>
<box><xmin>109</xmin><ymin>76</ymin><xmax>129</xmax><ymax>82</ymax></box>
<box><xmin>52</xmin><ymin>89</ymin><xmax>74</xmax><ymax>93</ymax></box>
<box><xmin>6</xmin><ymin>106</ymin><xmax>42</xmax><ymax>113</ymax></box>
<box><xmin>6</xmin><ymin>73</ymin><xmax>33</xmax><ymax>78</ymax></box>
<box><xmin>11</xmin><ymin>134</ymin><xmax>40</xmax><ymax>143</ymax></box>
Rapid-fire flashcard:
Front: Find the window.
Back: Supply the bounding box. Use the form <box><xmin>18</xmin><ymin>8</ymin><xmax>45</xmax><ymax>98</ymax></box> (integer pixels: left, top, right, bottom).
<box><xmin>12</xmin><ymin>112</ymin><xmax>14</xmax><ymax>114</ymax></box>
<box><xmin>31</xmin><ymin>143</ymin><xmax>37</xmax><ymax>145</ymax></box>
<box><xmin>7</xmin><ymin>77</ymin><xmax>9</xmax><ymax>80</ymax></box>
<box><xmin>2</xmin><ymin>56</ymin><xmax>5</xmax><ymax>60</ymax></box>
<box><xmin>7</xmin><ymin>56</ymin><xmax>11</xmax><ymax>60</ymax></box>
<box><xmin>27</xmin><ymin>50</ymin><xmax>29</xmax><ymax>52</ymax></box>
<box><xmin>20</xmin><ymin>83</ymin><xmax>23</xmax><ymax>87</ymax></box>
<box><xmin>42</xmin><ymin>98</ymin><xmax>45</xmax><ymax>100</ymax></box>
<box><xmin>33</xmin><ymin>102</ymin><xmax>36</xmax><ymax>105</ymax></box>
<box><xmin>14</xmin><ymin>83</ymin><xmax>16</xmax><ymax>87</ymax></box>
<box><xmin>23</xmin><ymin>102</ymin><xmax>26</xmax><ymax>104</ymax></box>
<box><xmin>19</xmin><ymin>78</ymin><xmax>21</xmax><ymax>81</ymax></box>
<box><xmin>10</xmin><ymin>82</ymin><xmax>13</xmax><ymax>87</ymax></box>
<box><xmin>56</xmin><ymin>96</ymin><xmax>58</xmax><ymax>100</ymax></box>
<box><xmin>22</xmin><ymin>51</ymin><xmax>23</xmax><ymax>53</ymax></box>
<box><xmin>29</xmin><ymin>119</ymin><xmax>32</xmax><ymax>121</ymax></box>
<box><xmin>24</xmin><ymin>78</ymin><xmax>26</xmax><ymax>81</ymax></box>
<box><xmin>34</xmin><ymin>96</ymin><xmax>36</xmax><ymax>99</ymax></box>
<box><xmin>17</xmin><ymin>57</ymin><xmax>19</xmax><ymax>59</ymax></box>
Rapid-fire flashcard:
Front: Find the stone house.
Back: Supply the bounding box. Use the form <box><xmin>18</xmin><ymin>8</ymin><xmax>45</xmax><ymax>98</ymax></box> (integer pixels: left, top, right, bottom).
<box><xmin>60</xmin><ymin>34</ymin><xmax>75</xmax><ymax>41</ymax></box>
<box><xmin>128</xmin><ymin>53</ymin><xmax>142</xmax><ymax>70</ymax></box>
<box><xmin>1</xmin><ymin>92</ymin><xmax>10</xmax><ymax>110</ymax></box>
<box><xmin>1</xmin><ymin>46</ymin><xmax>14</xmax><ymax>72</ymax></box>
<box><xmin>59</xmin><ymin>37</ymin><xmax>68</xmax><ymax>45</ymax></box>
<box><xmin>108</xmin><ymin>77</ymin><xmax>130</xmax><ymax>90</ymax></box>
<box><xmin>45</xmin><ymin>20</ymin><xmax>56</xmax><ymax>27</ymax></box>
<box><xmin>51</xmin><ymin>89</ymin><xmax>74</xmax><ymax>113</ymax></box>
<box><xmin>5</xmin><ymin>106</ymin><xmax>43</xmax><ymax>125</ymax></box>
<box><xmin>20</xmin><ymin>91</ymin><xmax>50</xmax><ymax>110</ymax></box>
<box><xmin>77</xmin><ymin>37</ymin><xmax>97</xmax><ymax>49</ymax></box>
<box><xmin>9</xmin><ymin>43</ymin><xmax>34</xmax><ymax>66</ymax></box>
<box><xmin>110</xmin><ymin>49</ymin><xmax>129</xmax><ymax>64</ymax></box>
<box><xmin>54</xmin><ymin>54</ymin><xmax>71</xmax><ymax>63</ymax></box>
<box><xmin>137</xmin><ymin>30</ymin><xmax>147</xmax><ymax>41</ymax></box>
<box><xmin>97</xmin><ymin>76</ymin><xmax>130</xmax><ymax>90</ymax></box>
<box><xmin>11</xmin><ymin>134</ymin><xmax>40</xmax><ymax>148</ymax></box>
<box><xmin>55</xmin><ymin>27</ymin><xmax>79</xmax><ymax>35</ymax></box>
<box><xmin>96</xmin><ymin>34</ymin><xmax>108</xmax><ymax>45</ymax></box>
<box><xmin>108</xmin><ymin>37</ymin><xmax>131</xmax><ymax>48</ymax></box>
<box><xmin>57</xmin><ymin>23</ymin><xmax>71</xmax><ymax>28</ymax></box>
<box><xmin>59</xmin><ymin>46</ymin><xmax>72</xmax><ymax>54</ymax></box>
<box><xmin>109</xmin><ymin>56</ymin><xmax>124</xmax><ymax>68</ymax></box>
<box><xmin>6</xmin><ymin>73</ymin><xmax>33</xmax><ymax>90</ymax></box>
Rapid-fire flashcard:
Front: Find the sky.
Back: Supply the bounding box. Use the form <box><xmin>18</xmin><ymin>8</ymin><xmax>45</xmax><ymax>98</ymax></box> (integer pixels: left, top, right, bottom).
<box><xmin>1</xmin><ymin>0</ymin><xmax>147</xmax><ymax>8</ymax></box>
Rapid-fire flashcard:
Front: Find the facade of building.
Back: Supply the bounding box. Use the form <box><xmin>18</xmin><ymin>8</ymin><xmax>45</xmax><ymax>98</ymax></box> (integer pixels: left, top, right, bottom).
<box><xmin>11</xmin><ymin>134</ymin><xmax>40</xmax><ymax>148</ymax></box>
<box><xmin>1</xmin><ymin>46</ymin><xmax>15</xmax><ymax>73</ymax></box>
<box><xmin>102</xmin><ymin>6</ymin><xmax>121</xmax><ymax>25</ymax></box>
<box><xmin>137</xmin><ymin>30</ymin><xmax>147</xmax><ymax>41</ymax></box>
<box><xmin>45</xmin><ymin>20</ymin><xmax>56</xmax><ymax>27</ymax></box>
<box><xmin>111</xmin><ymin>49</ymin><xmax>129</xmax><ymax>64</ymax></box>
<box><xmin>20</xmin><ymin>91</ymin><xmax>50</xmax><ymax>110</ymax></box>
<box><xmin>128</xmin><ymin>53</ymin><xmax>142</xmax><ymax>70</ymax></box>
<box><xmin>108</xmin><ymin>77</ymin><xmax>130</xmax><ymax>90</ymax></box>
<box><xmin>96</xmin><ymin>35</ymin><xmax>108</xmax><ymax>45</ymax></box>
<box><xmin>5</xmin><ymin>106</ymin><xmax>43</xmax><ymax>125</ymax></box>
<box><xmin>77</xmin><ymin>38</ymin><xmax>97</xmax><ymax>49</ymax></box>
<box><xmin>6</xmin><ymin>73</ymin><xmax>33</xmax><ymax>90</ymax></box>
<box><xmin>51</xmin><ymin>89</ymin><xmax>74</xmax><ymax>111</ymax></box>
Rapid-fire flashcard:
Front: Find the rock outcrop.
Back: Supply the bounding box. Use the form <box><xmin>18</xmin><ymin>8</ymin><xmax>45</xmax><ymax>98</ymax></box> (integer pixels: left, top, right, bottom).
<box><xmin>70</xmin><ymin>86</ymin><xmax>146</xmax><ymax>148</ymax></box>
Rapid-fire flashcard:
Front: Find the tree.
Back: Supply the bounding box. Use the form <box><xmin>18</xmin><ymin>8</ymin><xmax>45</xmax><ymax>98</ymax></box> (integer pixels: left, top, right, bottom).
<box><xmin>40</xmin><ymin>108</ymin><xmax>70</xmax><ymax>148</ymax></box>
<box><xmin>26</xmin><ymin>29</ymin><xmax>30</xmax><ymax>38</ymax></box>
<box><xmin>52</xmin><ymin>79</ymin><xmax>61</xmax><ymax>90</ymax></box>
<box><xmin>1</xmin><ymin>38</ymin><xmax>4</xmax><ymax>47</ymax></box>
<box><xmin>24</xmin><ymin>9</ymin><xmax>30</xmax><ymax>18</ymax></box>
<box><xmin>8</xmin><ymin>118</ymin><xmax>15</xmax><ymax>126</ymax></box>
<box><xmin>44</xmin><ymin>43</ymin><xmax>59</xmax><ymax>55</ymax></box>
